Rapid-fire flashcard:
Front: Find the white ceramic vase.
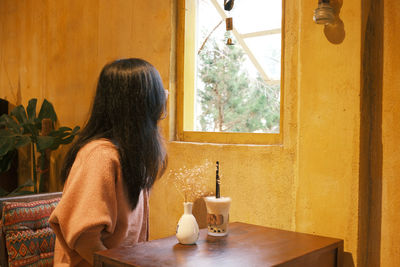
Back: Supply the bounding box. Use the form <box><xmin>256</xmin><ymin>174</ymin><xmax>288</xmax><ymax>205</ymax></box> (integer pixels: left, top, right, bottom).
<box><xmin>176</xmin><ymin>202</ymin><xmax>199</xmax><ymax>244</ymax></box>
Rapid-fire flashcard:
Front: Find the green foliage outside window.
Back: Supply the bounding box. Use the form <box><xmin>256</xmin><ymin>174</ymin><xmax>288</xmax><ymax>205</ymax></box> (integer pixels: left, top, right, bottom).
<box><xmin>196</xmin><ymin>34</ymin><xmax>280</xmax><ymax>133</ymax></box>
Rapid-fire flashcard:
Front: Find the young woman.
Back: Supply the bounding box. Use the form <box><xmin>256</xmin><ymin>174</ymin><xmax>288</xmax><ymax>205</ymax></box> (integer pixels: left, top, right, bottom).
<box><xmin>50</xmin><ymin>58</ymin><xmax>168</xmax><ymax>266</ymax></box>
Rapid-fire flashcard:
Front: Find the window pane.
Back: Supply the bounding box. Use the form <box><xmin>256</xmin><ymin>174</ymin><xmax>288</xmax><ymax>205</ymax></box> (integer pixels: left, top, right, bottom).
<box><xmin>195</xmin><ymin>34</ymin><xmax>280</xmax><ymax>133</ymax></box>
<box><xmin>186</xmin><ymin>0</ymin><xmax>282</xmax><ymax>134</ymax></box>
<box><xmin>229</xmin><ymin>0</ymin><xmax>282</xmax><ymax>33</ymax></box>
<box><xmin>245</xmin><ymin>34</ymin><xmax>281</xmax><ymax>81</ymax></box>
<box><xmin>198</xmin><ymin>0</ymin><xmax>222</xmax><ymax>36</ymax></box>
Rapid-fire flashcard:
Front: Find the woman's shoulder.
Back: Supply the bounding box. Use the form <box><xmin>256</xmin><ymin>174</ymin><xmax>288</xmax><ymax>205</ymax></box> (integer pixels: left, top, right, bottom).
<box><xmin>77</xmin><ymin>138</ymin><xmax>119</xmax><ymax>160</ymax></box>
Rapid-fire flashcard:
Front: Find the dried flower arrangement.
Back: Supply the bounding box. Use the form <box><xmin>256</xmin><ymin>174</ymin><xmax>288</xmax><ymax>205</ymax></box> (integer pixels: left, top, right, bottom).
<box><xmin>166</xmin><ymin>160</ymin><xmax>215</xmax><ymax>203</ymax></box>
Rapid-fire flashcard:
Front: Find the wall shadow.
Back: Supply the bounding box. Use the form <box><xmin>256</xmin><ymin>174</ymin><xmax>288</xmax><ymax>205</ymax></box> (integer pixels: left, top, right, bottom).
<box><xmin>343</xmin><ymin>252</ymin><xmax>355</xmax><ymax>267</ymax></box>
<box><xmin>192</xmin><ymin>197</ymin><xmax>208</xmax><ymax>229</ymax></box>
<box><xmin>324</xmin><ymin>0</ymin><xmax>345</xmax><ymax>44</ymax></box>
<box><xmin>358</xmin><ymin>0</ymin><xmax>383</xmax><ymax>266</ymax></box>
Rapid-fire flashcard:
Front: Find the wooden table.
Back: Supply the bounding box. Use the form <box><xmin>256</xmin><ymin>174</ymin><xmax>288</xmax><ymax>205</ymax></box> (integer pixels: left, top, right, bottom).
<box><xmin>94</xmin><ymin>222</ymin><xmax>343</xmax><ymax>267</ymax></box>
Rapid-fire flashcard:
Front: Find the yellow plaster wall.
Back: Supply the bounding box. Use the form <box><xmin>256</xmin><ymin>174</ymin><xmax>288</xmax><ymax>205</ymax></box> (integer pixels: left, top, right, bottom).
<box><xmin>0</xmin><ymin>0</ymin><xmax>173</xmax><ymax>190</ymax></box>
<box><xmin>1</xmin><ymin>0</ymin><xmax>172</xmax><ymax>127</ymax></box>
<box><xmin>295</xmin><ymin>0</ymin><xmax>361</xmax><ymax>264</ymax></box>
<box><xmin>381</xmin><ymin>0</ymin><xmax>400</xmax><ymax>265</ymax></box>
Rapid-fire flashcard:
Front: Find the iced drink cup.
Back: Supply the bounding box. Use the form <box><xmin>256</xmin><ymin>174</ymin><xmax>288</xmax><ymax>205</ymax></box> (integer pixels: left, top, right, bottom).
<box><xmin>204</xmin><ymin>196</ymin><xmax>231</xmax><ymax>236</ymax></box>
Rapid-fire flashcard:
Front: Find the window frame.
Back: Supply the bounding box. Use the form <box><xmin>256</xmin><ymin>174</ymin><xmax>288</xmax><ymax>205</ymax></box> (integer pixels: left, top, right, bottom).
<box><xmin>176</xmin><ymin>0</ymin><xmax>285</xmax><ymax>145</ymax></box>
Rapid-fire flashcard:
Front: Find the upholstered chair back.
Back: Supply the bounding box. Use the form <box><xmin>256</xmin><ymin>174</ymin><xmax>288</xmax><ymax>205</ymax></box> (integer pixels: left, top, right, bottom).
<box><xmin>0</xmin><ymin>192</ymin><xmax>62</xmax><ymax>267</ymax></box>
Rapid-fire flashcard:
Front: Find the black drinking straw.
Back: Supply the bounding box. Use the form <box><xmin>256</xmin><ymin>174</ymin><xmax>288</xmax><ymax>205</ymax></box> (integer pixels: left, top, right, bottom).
<box><xmin>216</xmin><ymin>161</ymin><xmax>220</xmax><ymax>198</ymax></box>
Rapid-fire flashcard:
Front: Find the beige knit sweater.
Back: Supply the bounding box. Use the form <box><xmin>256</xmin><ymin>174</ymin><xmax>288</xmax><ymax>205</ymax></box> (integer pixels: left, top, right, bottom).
<box><xmin>50</xmin><ymin>139</ymin><xmax>149</xmax><ymax>266</ymax></box>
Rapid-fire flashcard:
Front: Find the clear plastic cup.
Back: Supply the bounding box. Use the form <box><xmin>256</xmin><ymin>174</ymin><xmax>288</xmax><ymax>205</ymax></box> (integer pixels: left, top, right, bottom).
<box><xmin>204</xmin><ymin>196</ymin><xmax>231</xmax><ymax>236</ymax></box>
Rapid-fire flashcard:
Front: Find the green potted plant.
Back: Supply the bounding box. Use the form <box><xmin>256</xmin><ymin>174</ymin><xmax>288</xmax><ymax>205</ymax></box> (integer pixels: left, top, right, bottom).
<box><xmin>0</xmin><ymin>98</ymin><xmax>80</xmax><ymax>196</ymax></box>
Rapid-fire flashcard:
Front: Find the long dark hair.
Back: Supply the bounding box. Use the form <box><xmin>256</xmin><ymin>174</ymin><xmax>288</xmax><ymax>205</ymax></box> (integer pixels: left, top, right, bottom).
<box><xmin>60</xmin><ymin>58</ymin><xmax>167</xmax><ymax>209</ymax></box>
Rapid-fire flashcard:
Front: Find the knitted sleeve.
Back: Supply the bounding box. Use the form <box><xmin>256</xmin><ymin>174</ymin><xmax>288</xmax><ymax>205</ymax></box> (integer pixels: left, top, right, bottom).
<box><xmin>49</xmin><ymin>143</ymin><xmax>120</xmax><ymax>252</ymax></box>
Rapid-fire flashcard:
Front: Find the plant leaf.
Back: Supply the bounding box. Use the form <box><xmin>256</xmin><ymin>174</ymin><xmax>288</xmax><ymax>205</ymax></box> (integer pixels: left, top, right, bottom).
<box><xmin>38</xmin><ymin>99</ymin><xmax>57</xmax><ymax>122</ymax></box>
<box><xmin>26</xmin><ymin>98</ymin><xmax>38</xmax><ymax>121</ymax></box>
<box><xmin>7</xmin><ymin>190</ymin><xmax>35</xmax><ymax>196</ymax></box>
<box><xmin>0</xmin><ymin>150</ymin><xmax>17</xmax><ymax>173</ymax></box>
<box><xmin>0</xmin><ymin>129</ymin><xmax>14</xmax><ymax>137</ymax></box>
<box><xmin>36</xmin><ymin>136</ymin><xmax>55</xmax><ymax>152</ymax></box>
<box><xmin>58</xmin><ymin>132</ymin><xmax>71</xmax><ymax>138</ymax></box>
<box><xmin>7</xmin><ymin>179</ymin><xmax>34</xmax><ymax>196</ymax></box>
<box><xmin>10</xmin><ymin>105</ymin><xmax>27</xmax><ymax>124</ymax></box>
<box><xmin>59</xmin><ymin>135</ymin><xmax>75</xmax><ymax>144</ymax></box>
<box><xmin>21</xmin><ymin>121</ymin><xmax>39</xmax><ymax>136</ymax></box>
<box><xmin>0</xmin><ymin>132</ymin><xmax>31</xmax><ymax>157</ymax></box>
<box><xmin>49</xmin><ymin>142</ymin><xmax>61</xmax><ymax>151</ymax></box>
<box><xmin>57</xmin><ymin>127</ymin><xmax>72</xmax><ymax>132</ymax></box>
<box><xmin>49</xmin><ymin>127</ymin><xmax>69</xmax><ymax>137</ymax></box>
<box><xmin>46</xmin><ymin>125</ymin><xmax>79</xmax><ymax>150</ymax></box>
<box><xmin>0</xmin><ymin>114</ymin><xmax>21</xmax><ymax>133</ymax></box>
<box><xmin>71</xmin><ymin>126</ymin><xmax>80</xmax><ymax>134</ymax></box>
<box><xmin>14</xmin><ymin>135</ymin><xmax>31</xmax><ymax>148</ymax></box>
<box><xmin>33</xmin><ymin>117</ymin><xmax>42</xmax><ymax>130</ymax></box>
<box><xmin>0</xmin><ymin>137</ymin><xmax>15</xmax><ymax>157</ymax></box>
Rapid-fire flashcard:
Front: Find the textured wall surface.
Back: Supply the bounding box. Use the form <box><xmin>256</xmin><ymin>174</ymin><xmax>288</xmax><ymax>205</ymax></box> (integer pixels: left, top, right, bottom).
<box><xmin>295</xmin><ymin>0</ymin><xmax>361</xmax><ymax>265</ymax></box>
<box><xmin>381</xmin><ymin>0</ymin><xmax>400</xmax><ymax>265</ymax></box>
<box><xmin>0</xmin><ymin>0</ymin><xmax>173</xmax><ymax>191</ymax></box>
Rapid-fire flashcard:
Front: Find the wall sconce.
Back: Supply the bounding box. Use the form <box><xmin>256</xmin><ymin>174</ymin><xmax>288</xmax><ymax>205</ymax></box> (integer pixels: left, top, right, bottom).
<box><xmin>314</xmin><ymin>0</ymin><xmax>336</xmax><ymax>25</ymax></box>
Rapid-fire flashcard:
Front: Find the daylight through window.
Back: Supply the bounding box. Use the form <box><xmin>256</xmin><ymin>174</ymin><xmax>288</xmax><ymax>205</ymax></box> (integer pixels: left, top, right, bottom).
<box><xmin>183</xmin><ymin>0</ymin><xmax>282</xmax><ymax>134</ymax></box>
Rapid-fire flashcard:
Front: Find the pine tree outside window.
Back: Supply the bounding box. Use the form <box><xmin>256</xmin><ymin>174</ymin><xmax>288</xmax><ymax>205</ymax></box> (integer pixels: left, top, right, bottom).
<box><xmin>177</xmin><ymin>0</ymin><xmax>284</xmax><ymax>144</ymax></box>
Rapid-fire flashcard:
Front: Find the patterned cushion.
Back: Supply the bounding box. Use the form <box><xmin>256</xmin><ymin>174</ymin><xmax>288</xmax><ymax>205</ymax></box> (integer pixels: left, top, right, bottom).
<box><xmin>1</xmin><ymin>198</ymin><xmax>60</xmax><ymax>267</ymax></box>
<box><xmin>2</xmin><ymin>198</ymin><xmax>60</xmax><ymax>231</ymax></box>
